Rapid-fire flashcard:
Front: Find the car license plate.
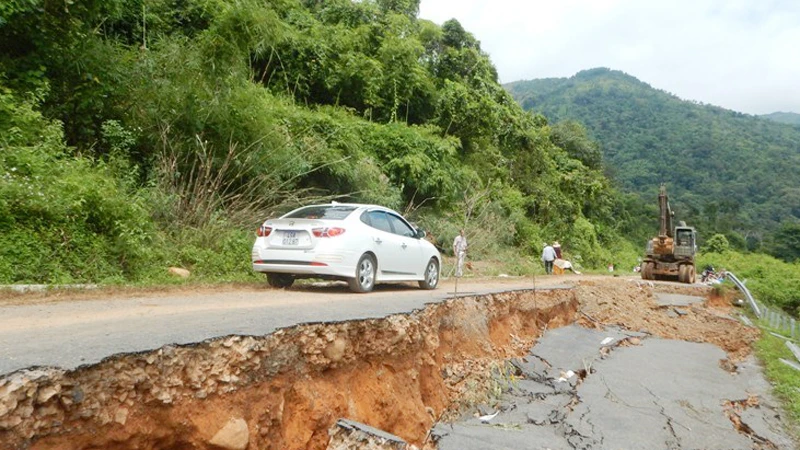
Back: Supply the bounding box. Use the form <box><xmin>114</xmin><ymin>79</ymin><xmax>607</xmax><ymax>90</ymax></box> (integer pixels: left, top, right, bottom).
<box><xmin>282</xmin><ymin>231</ymin><xmax>299</xmax><ymax>246</ymax></box>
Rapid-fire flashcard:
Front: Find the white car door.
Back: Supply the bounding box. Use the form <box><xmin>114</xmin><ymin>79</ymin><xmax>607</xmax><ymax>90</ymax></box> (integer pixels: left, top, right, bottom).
<box><xmin>364</xmin><ymin>210</ymin><xmax>405</xmax><ymax>277</ymax></box>
<box><xmin>385</xmin><ymin>212</ymin><xmax>424</xmax><ymax>277</ymax></box>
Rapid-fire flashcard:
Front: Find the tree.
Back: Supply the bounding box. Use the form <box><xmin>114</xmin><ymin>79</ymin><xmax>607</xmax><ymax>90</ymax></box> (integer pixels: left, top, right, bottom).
<box><xmin>704</xmin><ymin>234</ymin><xmax>730</xmax><ymax>253</ymax></box>
<box><xmin>549</xmin><ymin>120</ymin><xmax>603</xmax><ymax>169</ymax></box>
<box><xmin>770</xmin><ymin>222</ymin><xmax>800</xmax><ymax>262</ymax></box>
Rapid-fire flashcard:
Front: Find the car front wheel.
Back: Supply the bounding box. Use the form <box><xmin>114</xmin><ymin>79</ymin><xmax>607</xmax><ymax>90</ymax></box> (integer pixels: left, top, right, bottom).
<box><xmin>348</xmin><ymin>253</ymin><xmax>376</xmax><ymax>293</ymax></box>
<box><xmin>267</xmin><ymin>273</ymin><xmax>295</xmax><ymax>288</ymax></box>
<box><xmin>419</xmin><ymin>258</ymin><xmax>439</xmax><ymax>290</ymax></box>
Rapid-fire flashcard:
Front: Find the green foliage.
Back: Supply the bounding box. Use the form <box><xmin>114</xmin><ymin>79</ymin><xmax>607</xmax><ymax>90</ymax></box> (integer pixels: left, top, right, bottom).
<box><xmin>549</xmin><ymin>120</ymin><xmax>602</xmax><ymax>170</ymax></box>
<box><xmin>703</xmin><ymin>234</ymin><xmax>730</xmax><ymax>253</ymax></box>
<box><xmin>0</xmin><ymin>0</ymin><xmax>642</xmax><ymax>285</ymax></box>
<box><xmin>0</xmin><ymin>87</ymin><xmax>153</xmax><ymax>283</ymax></box>
<box><xmin>697</xmin><ymin>251</ymin><xmax>800</xmax><ymax>315</ymax></box>
<box><xmin>754</xmin><ymin>334</ymin><xmax>800</xmax><ymax>425</ymax></box>
<box><xmin>507</xmin><ymin>68</ymin><xmax>800</xmax><ymax>247</ymax></box>
<box><xmin>761</xmin><ymin>112</ymin><xmax>800</xmax><ymax>126</ymax></box>
<box><xmin>769</xmin><ymin>222</ymin><xmax>800</xmax><ymax>263</ymax></box>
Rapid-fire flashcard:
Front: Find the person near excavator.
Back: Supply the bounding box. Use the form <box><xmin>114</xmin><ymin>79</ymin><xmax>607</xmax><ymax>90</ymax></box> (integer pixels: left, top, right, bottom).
<box><xmin>553</xmin><ymin>241</ymin><xmax>562</xmax><ymax>259</ymax></box>
<box><xmin>541</xmin><ymin>243</ymin><xmax>556</xmax><ymax>275</ymax></box>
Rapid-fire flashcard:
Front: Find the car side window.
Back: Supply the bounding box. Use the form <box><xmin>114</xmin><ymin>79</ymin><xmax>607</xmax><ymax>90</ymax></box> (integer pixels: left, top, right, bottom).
<box><xmin>367</xmin><ymin>211</ymin><xmax>393</xmax><ymax>233</ymax></box>
<box><xmin>360</xmin><ymin>211</ymin><xmax>371</xmax><ymax>227</ymax></box>
<box><xmin>387</xmin><ymin>213</ymin><xmax>416</xmax><ymax>238</ymax></box>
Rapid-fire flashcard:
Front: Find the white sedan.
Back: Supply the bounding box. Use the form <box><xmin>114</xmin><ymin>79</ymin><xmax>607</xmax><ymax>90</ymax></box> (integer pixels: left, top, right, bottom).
<box><xmin>252</xmin><ymin>203</ymin><xmax>441</xmax><ymax>292</ymax></box>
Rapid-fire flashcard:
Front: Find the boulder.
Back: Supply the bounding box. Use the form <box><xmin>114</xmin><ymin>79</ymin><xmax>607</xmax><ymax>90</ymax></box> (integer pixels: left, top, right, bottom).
<box><xmin>209</xmin><ymin>417</ymin><xmax>249</xmax><ymax>450</ymax></box>
<box><xmin>168</xmin><ymin>267</ymin><xmax>191</xmax><ymax>278</ymax></box>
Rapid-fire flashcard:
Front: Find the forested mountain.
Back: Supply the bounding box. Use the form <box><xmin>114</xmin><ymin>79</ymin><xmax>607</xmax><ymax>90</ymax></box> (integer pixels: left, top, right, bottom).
<box><xmin>0</xmin><ymin>1</ymin><xmax>640</xmax><ymax>283</ymax></box>
<box><xmin>761</xmin><ymin>112</ymin><xmax>800</xmax><ymax>126</ymax></box>
<box><xmin>506</xmin><ymin>68</ymin><xmax>800</xmax><ymax>249</ymax></box>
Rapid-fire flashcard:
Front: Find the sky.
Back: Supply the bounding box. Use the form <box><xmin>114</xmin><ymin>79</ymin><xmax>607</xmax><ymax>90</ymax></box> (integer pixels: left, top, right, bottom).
<box><xmin>418</xmin><ymin>0</ymin><xmax>800</xmax><ymax>115</ymax></box>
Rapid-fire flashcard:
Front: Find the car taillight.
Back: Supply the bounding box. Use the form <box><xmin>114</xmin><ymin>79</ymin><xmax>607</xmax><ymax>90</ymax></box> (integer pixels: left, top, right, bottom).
<box><xmin>257</xmin><ymin>225</ymin><xmax>272</xmax><ymax>237</ymax></box>
<box><xmin>312</xmin><ymin>227</ymin><xmax>345</xmax><ymax>238</ymax></box>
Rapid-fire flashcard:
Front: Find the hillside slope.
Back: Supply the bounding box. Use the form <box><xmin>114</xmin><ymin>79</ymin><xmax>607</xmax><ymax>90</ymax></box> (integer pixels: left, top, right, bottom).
<box><xmin>506</xmin><ymin>68</ymin><xmax>800</xmax><ymax>239</ymax></box>
<box><xmin>761</xmin><ymin>112</ymin><xmax>800</xmax><ymax>126</ymax></box>
<box><xmin>0</xmin><ymin>2</ymin><xmax>640</xmax><ymax>283</ymax></box>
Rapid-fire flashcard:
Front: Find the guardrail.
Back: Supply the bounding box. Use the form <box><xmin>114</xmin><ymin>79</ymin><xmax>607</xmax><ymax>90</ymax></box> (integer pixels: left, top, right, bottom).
<box><xmin>726</xmin><ymin>271</ymin><xmax>800</xmax><ymax>373</ymax></box>
<box><xmin>727</xmin><ymin>270</ymin><xmax>799</xmax><ymax>343</ymax></box>
<box><xmin>725</xmin><ymin>272</ymin><xmax>761</xmax><ymax>318</ymax></box>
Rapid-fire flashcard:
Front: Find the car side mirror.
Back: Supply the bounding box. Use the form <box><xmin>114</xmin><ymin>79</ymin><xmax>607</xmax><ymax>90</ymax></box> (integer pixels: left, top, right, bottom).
<box><xmin>415</xmin><ymin>229</ymin><xmax>427</xmax><ymax>239</ymax></box>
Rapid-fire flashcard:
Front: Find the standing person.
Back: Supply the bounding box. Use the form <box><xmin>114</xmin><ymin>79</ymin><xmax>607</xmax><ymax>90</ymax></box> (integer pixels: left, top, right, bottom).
<box><xmin>553</xmin><ymin>241</ymin><xmax>562</xmax><ymax>259</ymax></box>
<box><xmin>541</xmin><ymin>243</ymin><xmax>556</xmax><ymax>275</ymax></box>
<box><xmin>453</xmin><ymin>229</ymin><xmax>468</xmax><ymax>277</ymax></box>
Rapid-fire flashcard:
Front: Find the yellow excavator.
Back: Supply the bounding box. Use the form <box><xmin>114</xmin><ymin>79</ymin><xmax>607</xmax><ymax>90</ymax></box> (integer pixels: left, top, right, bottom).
<box><xmin>641</xmin><ymin>184</ymin><xmax>697</xmax><ymax>283</ymax></box>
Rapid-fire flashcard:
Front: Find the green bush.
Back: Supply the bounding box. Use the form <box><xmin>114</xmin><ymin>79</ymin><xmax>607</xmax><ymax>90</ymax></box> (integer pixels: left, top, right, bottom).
<box><xmin>698</xmin><ymin>251</ymin><xmax>800</xmax><ymax>315</ymax></box>
<box><xmin>0</xmin><ymin>89</ymin><xmax>155</xmax><ymax>283</ymax></box>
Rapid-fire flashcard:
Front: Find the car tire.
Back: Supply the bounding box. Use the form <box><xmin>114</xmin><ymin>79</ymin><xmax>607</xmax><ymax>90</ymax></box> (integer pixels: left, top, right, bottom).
<box><xmin>267</xmin><ymin>273</ymin><xmax>294</xmax><ymax>288</ymax></box>
<box><xmin>418</xmin><ymin>258</ymin><xmax>439</xmax><ymax>290</ymax></box>
<box><xmin>348</xmin><ymin>253</ymin><xmax>376</xmax><ymax>293</ymax></box>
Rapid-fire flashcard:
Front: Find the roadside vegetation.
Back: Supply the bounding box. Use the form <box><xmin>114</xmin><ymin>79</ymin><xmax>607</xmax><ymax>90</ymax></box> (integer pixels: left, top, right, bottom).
<box><xmin>1</xmin><ymin>0</ymin><xmax>645</xmax><ymax>285</ymax></box>
<box><xmin>754</xmin><ymin>334</ymin><xmax>800</xmax><ymax>428</ymax></box>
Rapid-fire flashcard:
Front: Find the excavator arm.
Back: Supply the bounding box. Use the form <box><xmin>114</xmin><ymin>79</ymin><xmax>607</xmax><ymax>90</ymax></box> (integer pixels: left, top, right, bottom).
<box><xmin>658</xmin><ymin>184</ymin><xmax>674</xmax><ymax>239</ymax></box>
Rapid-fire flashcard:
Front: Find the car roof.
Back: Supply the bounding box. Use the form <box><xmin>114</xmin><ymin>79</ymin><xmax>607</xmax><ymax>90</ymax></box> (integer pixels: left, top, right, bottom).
<box><xmin>300</xmin><ymin>202</ymin><xmax>394</xmax><ymax>212</ymax></box>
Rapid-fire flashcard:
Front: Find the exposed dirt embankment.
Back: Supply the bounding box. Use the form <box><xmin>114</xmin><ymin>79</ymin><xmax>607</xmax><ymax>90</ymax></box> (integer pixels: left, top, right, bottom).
<box><xmin>0</xmin><ymin>288</ymin><xmax>578</xmax><ymax>450</ymax></box>
<box><xmin>576</xmin><ymin>280</ymin><xmax>759</xmax><ymax>361</ymax></box>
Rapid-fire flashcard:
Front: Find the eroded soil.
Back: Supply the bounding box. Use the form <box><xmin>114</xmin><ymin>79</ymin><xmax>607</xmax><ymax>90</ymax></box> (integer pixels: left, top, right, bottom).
<box><xmin>0</xmin><ymin>278</ymin><xmax>765</xmax><ymax>450</ymax></box>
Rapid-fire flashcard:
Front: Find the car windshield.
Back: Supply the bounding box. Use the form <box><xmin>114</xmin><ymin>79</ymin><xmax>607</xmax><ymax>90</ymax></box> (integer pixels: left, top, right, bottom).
<box><xmin>284</xmin><ymin>205</ymin><xmax>357</xmax><ymax>220</ymax></box>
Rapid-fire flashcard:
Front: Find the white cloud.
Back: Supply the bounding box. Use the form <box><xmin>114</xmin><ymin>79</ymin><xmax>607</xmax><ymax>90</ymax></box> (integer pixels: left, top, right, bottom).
<box><xmin>419</xmin><ymin>0</ymin><xmax>800</xmax><ymax>114</ymax></box>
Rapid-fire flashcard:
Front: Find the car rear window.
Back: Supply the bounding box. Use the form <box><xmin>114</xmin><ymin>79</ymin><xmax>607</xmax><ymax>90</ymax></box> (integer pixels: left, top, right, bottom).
<box><xmin>284</xmin><ymin>205</ymin><xmax>357</xmax><ymax>220</ymax></box>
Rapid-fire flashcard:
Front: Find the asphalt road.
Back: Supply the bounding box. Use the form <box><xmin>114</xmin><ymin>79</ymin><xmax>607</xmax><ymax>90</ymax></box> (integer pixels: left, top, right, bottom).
<box><xmin>0</xmin><ymin>276</ymin><xmax>565</xmax><ymax>376</ymax></box>
<box><xmin>435</xmin><ymin>323</ymin><xmax>795</xmax><ymax>449</ymax></box>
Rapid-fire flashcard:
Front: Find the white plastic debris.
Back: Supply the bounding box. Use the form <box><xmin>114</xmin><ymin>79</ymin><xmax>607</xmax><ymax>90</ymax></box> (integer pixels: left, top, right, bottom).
<box><xmin>600</xmin><ymin>337</ymin><xmax>614</xmax><ymax>345</ymax></box>
<box><xmin>557</xmin><ymin>370</ymin><xmax>575</xmax><ymax>383</ymax></box>
<box><xmin>478</xmin><ymin>411</ymin><xmax>499</xmax><ymax>423</ymax></box>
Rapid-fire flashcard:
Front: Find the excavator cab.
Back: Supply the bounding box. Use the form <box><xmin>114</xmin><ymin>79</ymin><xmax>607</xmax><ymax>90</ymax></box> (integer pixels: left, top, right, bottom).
<box><xmin>674</xmin><ymin>226</ymin><xmax>696</xmax><ymax>258</ymax></box>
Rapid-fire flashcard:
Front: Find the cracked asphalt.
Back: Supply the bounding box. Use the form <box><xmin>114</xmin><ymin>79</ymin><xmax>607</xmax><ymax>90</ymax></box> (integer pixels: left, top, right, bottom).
<box><xmin>433</xmin><ymin>319</ymin><xmax>794</xmax><ymax>450</ymax></box>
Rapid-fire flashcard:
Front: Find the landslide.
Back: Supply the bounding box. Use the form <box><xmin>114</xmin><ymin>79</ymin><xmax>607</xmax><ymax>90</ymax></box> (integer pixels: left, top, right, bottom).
<box><xmin>0</xmin><ymin>278</ymin><xmax>757</xmax><ymax>450</ymax></box>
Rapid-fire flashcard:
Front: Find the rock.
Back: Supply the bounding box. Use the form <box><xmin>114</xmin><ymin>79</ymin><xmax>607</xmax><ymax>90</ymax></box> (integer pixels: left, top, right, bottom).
<box><xmin>168</xmin><ymin>267</ymin><xmax>191</xmax><ymax>278</ymax></box>
<box><xmin>114</xmin><ymin>408</ymin><xmax>129</xmax><ymax>425</ymax></box>
<box><xmin>209</xmin><ymin>417</ymin><xmax>249</xmax><ymax>450</ymax></box>
<box><xmin>628</xmin><ymin>337</ymin><xmax>641</xmax><ymax>346</ymax></box>
<box><xmin>323</xmin><ymin>338</ymin><xmax>347</xmax><ymax>362</ymax></box>
<box><xmin>0</xmin><ymin>415</ymin><xmax>23</xmax><ymax>430</ymax></box>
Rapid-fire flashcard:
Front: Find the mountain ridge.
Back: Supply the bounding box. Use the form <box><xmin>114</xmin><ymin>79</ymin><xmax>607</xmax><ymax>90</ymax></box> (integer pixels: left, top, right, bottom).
<box><xmin>505</xmin><ymin>68</ymin><xmax>800</xmax><ymax>242</ymax></box>
<box><xmin>761</xmin><ymin>111</ymin><xmax>800</xmax><ymax>125</ymax></box>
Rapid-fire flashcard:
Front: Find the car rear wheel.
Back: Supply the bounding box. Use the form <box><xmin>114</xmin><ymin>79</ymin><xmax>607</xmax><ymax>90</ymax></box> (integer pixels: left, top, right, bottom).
<box><xmin>348</xmin><ymin>253</ymin><xmax>376</xmax><ymax>293</ymax></box>
<box><xmin>267</xmin><ymin>273</ymin><xmax>294</xmax><ymax>288</ymax></box>
<box><xmin>418</xmin><ymin>258</ymin><xmax>439</xmax><ymax>290</ymax></box>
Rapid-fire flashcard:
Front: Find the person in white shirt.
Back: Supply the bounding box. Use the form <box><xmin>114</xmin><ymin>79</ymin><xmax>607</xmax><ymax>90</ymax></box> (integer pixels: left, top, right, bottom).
<box><xmin>541</xmin><ymin>243</ymin><xmax>556</xmax><ymax>275</ymax></box>
<box><xmin>453</xmin><ymin>229</ymin><xmax>468</xmax><ymax>277</ymax></box>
